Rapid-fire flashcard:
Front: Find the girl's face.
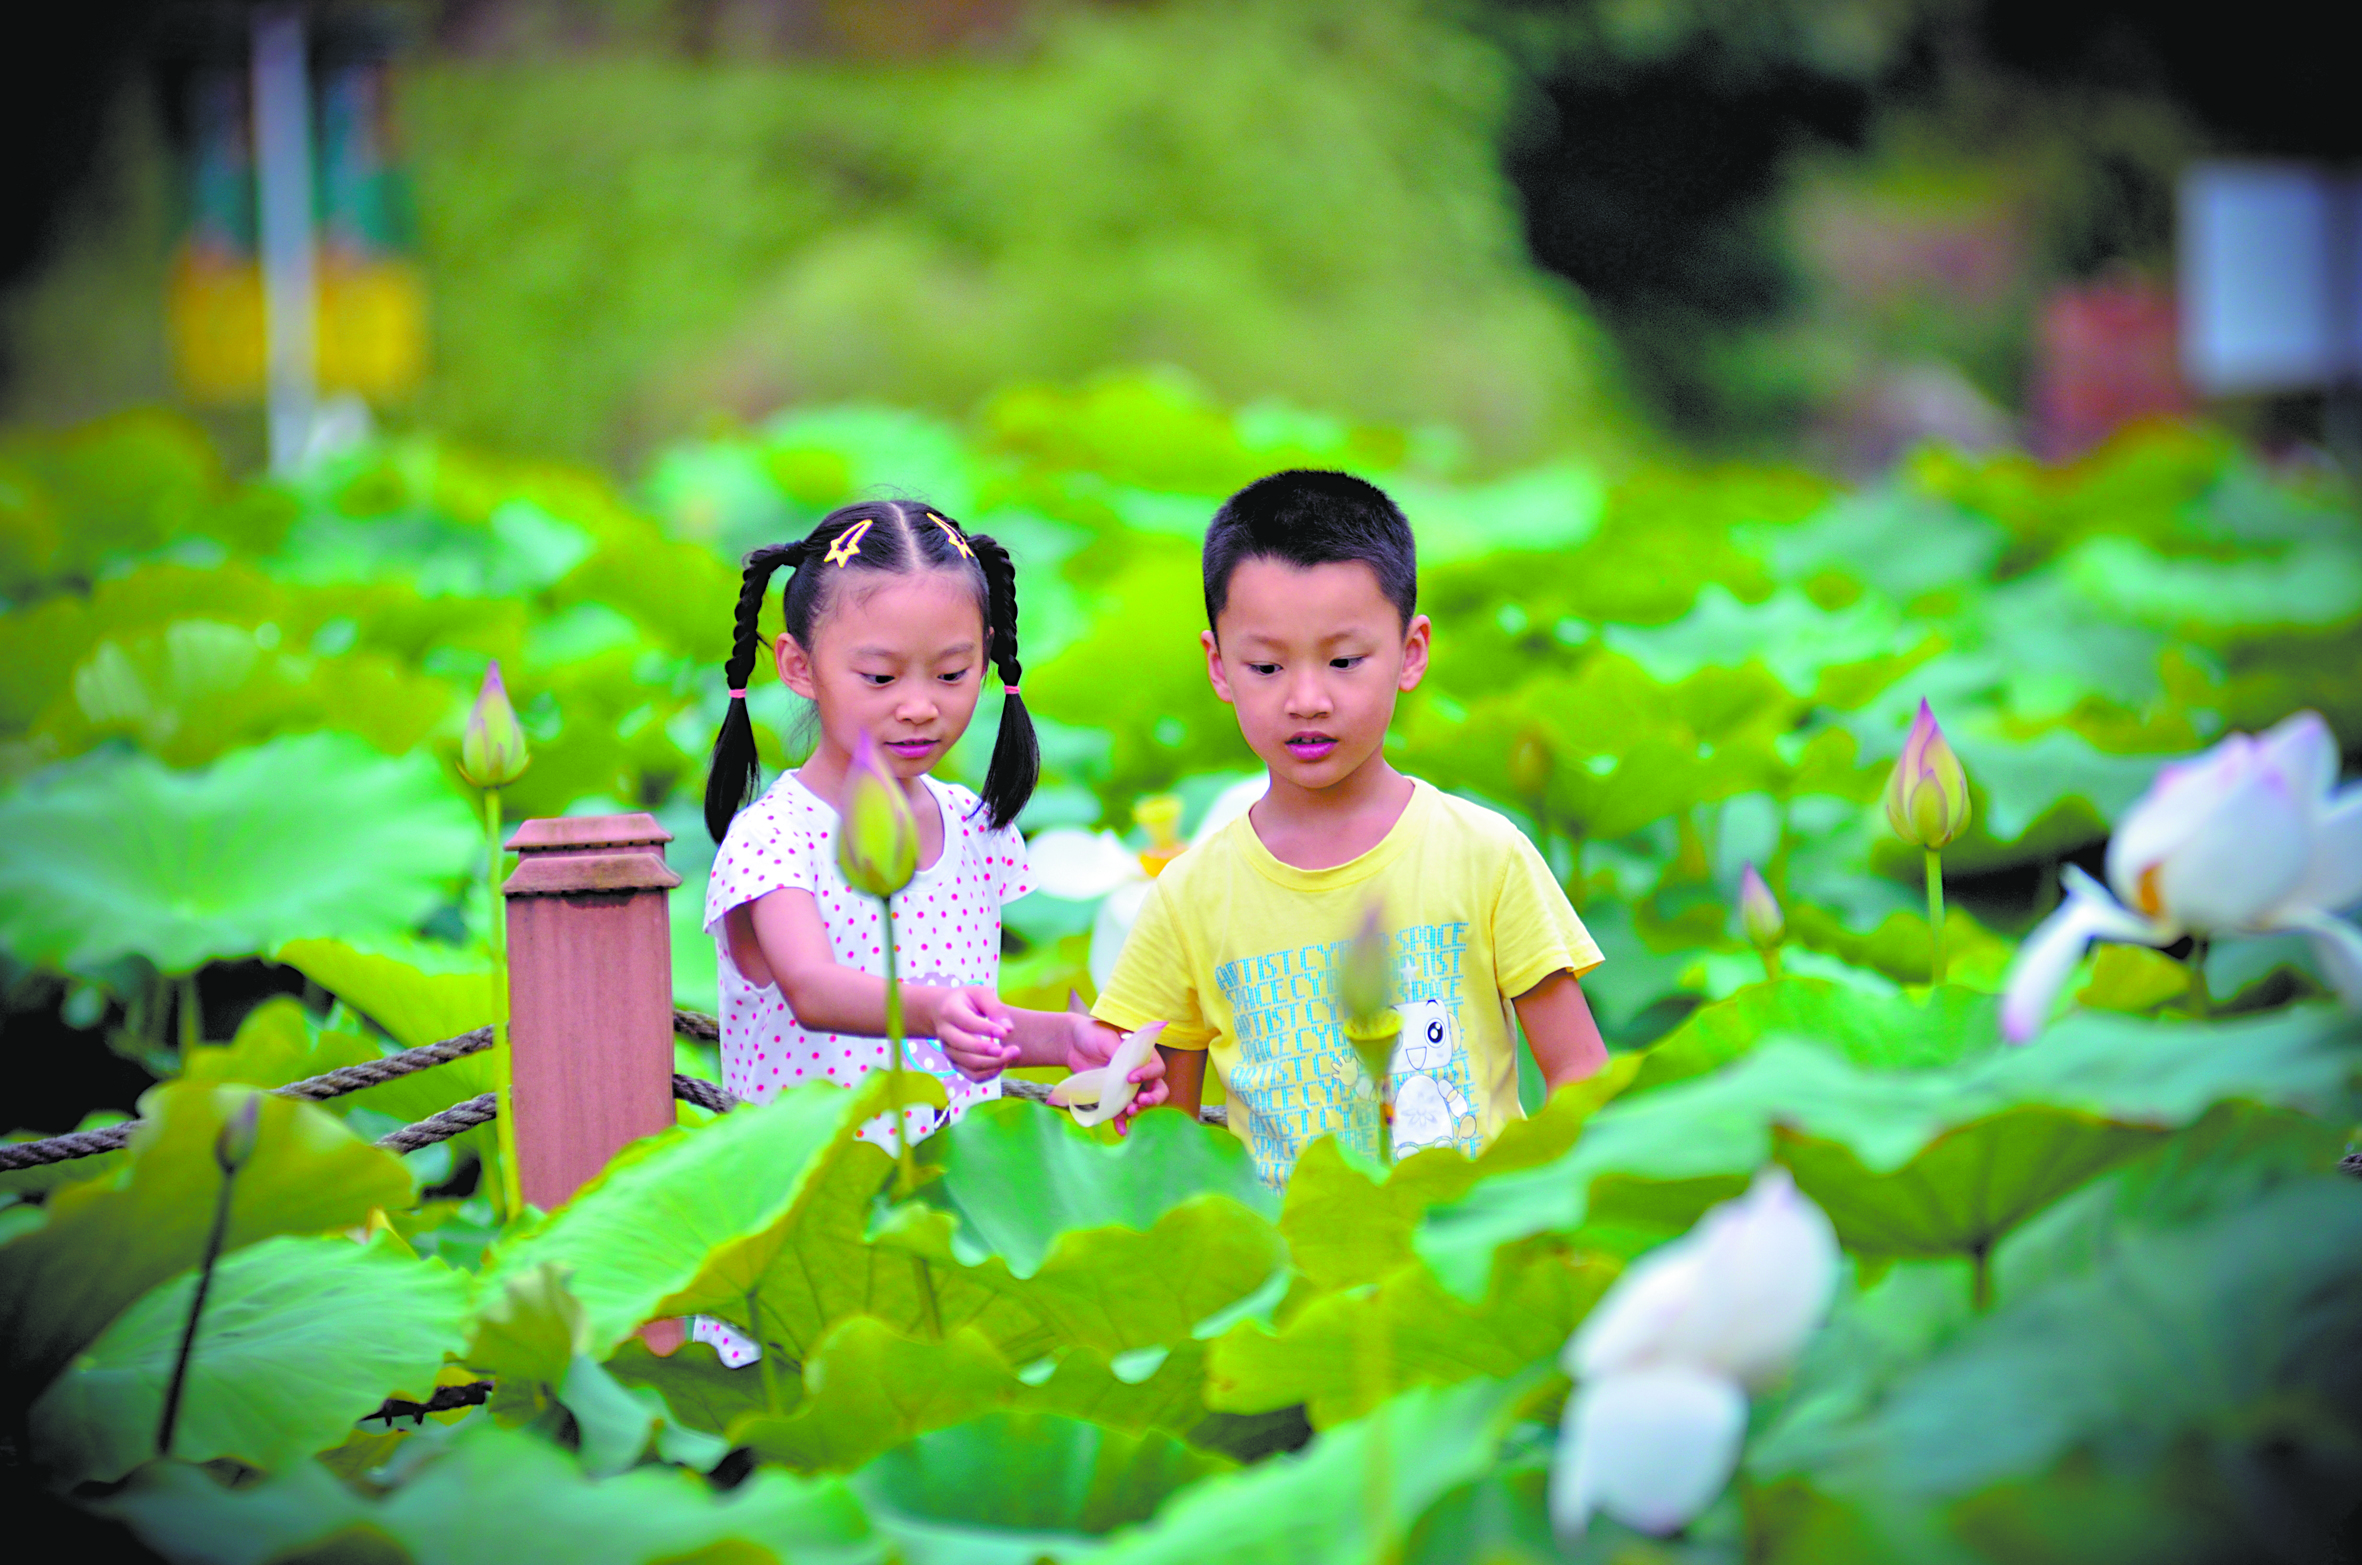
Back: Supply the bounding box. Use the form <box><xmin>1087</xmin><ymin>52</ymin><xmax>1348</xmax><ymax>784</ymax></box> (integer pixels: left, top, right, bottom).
<box><xmin>777</xmin><ymin>568</ymin><xmax>989</xmax><ymax>782</ymax></box>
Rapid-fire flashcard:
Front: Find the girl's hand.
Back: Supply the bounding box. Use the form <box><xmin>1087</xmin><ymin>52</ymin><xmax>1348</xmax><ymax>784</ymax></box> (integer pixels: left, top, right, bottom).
<box><xmin>936</xmin><ymin>986</ymin><xmax>1018</xmax><ymax>1080</ymax></box>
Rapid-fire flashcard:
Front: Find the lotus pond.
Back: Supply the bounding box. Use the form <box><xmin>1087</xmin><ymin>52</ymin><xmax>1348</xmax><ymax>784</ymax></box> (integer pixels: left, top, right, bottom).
<box><xmin>3</xmin><ymin>375</ymin><xmax>2361</xmax><ymax>1562</ymax></box>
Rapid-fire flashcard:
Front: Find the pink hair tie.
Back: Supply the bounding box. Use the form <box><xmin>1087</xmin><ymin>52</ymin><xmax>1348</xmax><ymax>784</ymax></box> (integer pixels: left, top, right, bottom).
<box><xmin>728</xmin><ymin>688</ymin><xmax>748</xmax><ymax>699</ymax></box>
<box><xmin>1003</xmin><ymin>683</ymin><xmax>1021</xmax><ymax>696</ymax></box>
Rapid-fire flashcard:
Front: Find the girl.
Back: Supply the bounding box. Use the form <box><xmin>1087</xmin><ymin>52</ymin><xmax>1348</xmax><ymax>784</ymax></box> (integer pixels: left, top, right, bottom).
<box><xmin>702</xmin><ymin>498</ymin><xmax>1163</xmax><ymax>1145</ymax></box>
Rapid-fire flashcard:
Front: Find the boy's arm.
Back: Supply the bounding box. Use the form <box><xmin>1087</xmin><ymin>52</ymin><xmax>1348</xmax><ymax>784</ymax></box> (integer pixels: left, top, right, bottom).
<box><xmin>1513</xmin><ymin>969</ymin><xmax>1608</xmax><ymax>1092</ymax></box>
<box><xmin>1156</xmin><ymin>1045</ymin><xmax>1205</xmax><ymax>1121</ymax></box>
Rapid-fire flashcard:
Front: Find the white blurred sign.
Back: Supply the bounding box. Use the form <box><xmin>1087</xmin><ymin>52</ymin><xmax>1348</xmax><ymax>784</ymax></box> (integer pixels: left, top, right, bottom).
<box><xmin>2179</xmin><ymin>162</ymin><xmax>2362</xmax><ymax>395</ymax></box>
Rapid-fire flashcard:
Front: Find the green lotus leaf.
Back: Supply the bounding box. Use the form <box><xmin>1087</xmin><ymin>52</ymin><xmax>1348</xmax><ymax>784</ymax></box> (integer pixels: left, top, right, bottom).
<box><xmin>1091</xmin><ymin>1377</ymin><xmax>1525</xmax><ymax>1565</ymax></box>
<box><xmin>734</xmin><ymin>1319</ymin><xmax>1018</xmax><ymax>1474</ymax></box>
<box><xmin>30</xmin><ymin>1233</ymin><xmax>469</xmax><ymax>1485</ymax></box>
<box><xmin>0</xmin><ymin>1081</ymin><xmax>415</xmax><ymax>1400</ymax></box>
<box><xmin>2063</xmin><ymin>533</ymin><xmax>2362</xmax><ymax>636</ymax></box>
<box><xmin>0</xmin><ymin>734</ymin><xmax>477</xmax><ymax>976</ymax></box>
<box><xmin>1276</xmin><ymin>1053</ymin><xmax>1639</xmax><ymax>1295</ymax></box>
<box><xmin>463</xmin><ymin>1259</ymin><xmax>593</xmax><ymax>1426</ymax></box>
<box><xmin>274</xmin><ymin>938</ymin><xmax>501</xmax><ymax>1119</ymax></box>
<box><xmin>34</xmin><ymin>618</ymin><xmax>453</xmax><ymax>770</ymax></box>
<box><xmin>638</xmin><ymin>1312</ymin><xmax>1235</xmax><ymax>1470</ymax></box>
<box><xmin>607</xmin><ymin>1335</ymin><xmax>779</xmax><ymax>1441</ymax></box>
<box><xmin>1756</xmin><ymin>486</ymin><xmax>2006</xmax><ymax>606</ymax></box>
<box><xmin>1629</xmin><ymin>977</ymin><xmax>2000</xmax><ymax>1095</ymax></box>
<box><xmin>1206</xmin><ymin>1235</ymin><xmax>1615</xmax><ymax>1427</ymax></box>
<box><xmin>483</xmin><ymin>1078</ymin><xmax>914</xmax><ymax>1358</ymax></box>
<box><xmin>851</xmin><ymin>1099</ymin><xmax>1286</xmax><ymax>1356</ymax></box>
<box><xmin>1417</xmin><ymin>1005</ymin><xmax>2359</xmax><ymax>1298</ymax></box>
<box><xmin>1754</xmin><ymin>1178</ymin><xmax>2362</xmax><ymax>1530</ymax></box>
<box><xmin>1604</xmin><ymin>584</ymin><xmax>1923</xmax><ymax>698</ymax></box>
<box><xmin>853</xmin><ymin>1410</ymin><xmax>1235</xmax><ymax>1565</ymax></box>
<box><xmin>97</xmin><ymin>1416</ymin><xmax>884</xmax><ymax>1565</ymax></box>
<box><xmin>181</xmin><ymin>996</ymin><xmax>381</xmax><ymax>1091</ymax></box>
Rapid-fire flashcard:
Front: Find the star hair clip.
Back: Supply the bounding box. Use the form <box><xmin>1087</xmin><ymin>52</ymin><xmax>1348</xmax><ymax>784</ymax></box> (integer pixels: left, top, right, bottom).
<box><xmin>927</xmin><ymin>511</ymin><xmax>975</xmax><ymax>561</ymax></box>
<box><xmin>825</xmin><ymin>518</ymin><xmax>875</xmax><ymax>568</ymax></box>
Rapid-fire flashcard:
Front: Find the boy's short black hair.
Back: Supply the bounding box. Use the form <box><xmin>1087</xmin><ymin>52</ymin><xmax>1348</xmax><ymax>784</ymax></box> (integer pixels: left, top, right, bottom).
<box><xmin>1202</xmin><ymin>469</ymin><xmax>1417</xmax><ymax>633</ymax></box>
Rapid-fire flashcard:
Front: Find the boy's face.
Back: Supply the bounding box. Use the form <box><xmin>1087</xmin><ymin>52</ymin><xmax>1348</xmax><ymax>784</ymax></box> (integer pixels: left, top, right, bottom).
<box><xmin>1202</xmin><ymin>556</ymin><xmax>1429</xmax><ymax>794</ymax></box>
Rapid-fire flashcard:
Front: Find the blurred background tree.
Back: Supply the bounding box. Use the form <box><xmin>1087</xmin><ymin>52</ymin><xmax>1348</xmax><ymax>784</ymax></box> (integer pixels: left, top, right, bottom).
<box><xmin>0</xmin><ymin>0</ymin><xmax>2351</xmax><ymax>470</ymax></box>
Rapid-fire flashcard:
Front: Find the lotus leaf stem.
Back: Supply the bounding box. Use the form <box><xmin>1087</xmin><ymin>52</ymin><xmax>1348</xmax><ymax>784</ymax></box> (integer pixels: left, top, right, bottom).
<box><xmin>158</xmin><ymin>1149</ymin><xmax>238</xmax><ymax>1456</ymax></box>
<box><xmin>1360</xmin><ymin>1296</ymin><xmax>1396</xmax><ymax>1564</ymax></box>
<box><xmin>2187</xmin><ymin>938</ymin><xmax>2211</xmax><ymax>1020</ymax></box>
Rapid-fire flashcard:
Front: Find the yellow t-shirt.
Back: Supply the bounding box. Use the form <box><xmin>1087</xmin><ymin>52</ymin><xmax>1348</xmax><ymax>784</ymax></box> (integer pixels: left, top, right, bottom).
<box><xmin>1092</xmin><ymin>779</ymin><xmax>1603</xmax><ymax>1187</ymax></box>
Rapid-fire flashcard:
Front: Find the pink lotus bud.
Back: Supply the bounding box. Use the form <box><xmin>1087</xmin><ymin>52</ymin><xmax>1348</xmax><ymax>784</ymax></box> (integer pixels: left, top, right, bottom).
<box><xmin>837</xmin><ymin>732</ymin><xmax>918</xmax><ymax>897</ymax></box>
<box><xmin>1738</xmin><ymin>863</ymin><xmax>1783</xmax><ymax>948</ymax></box>
<box><xmin>1884</xmin><ymin>700</ymin><xmax>1971</xmax><ymax>849</ymax></box>
<box><xmin>214</xmin><ymin>1092</ymin><xmax>262</xmax><ymax>1174</ymax></box>
<box><xmin>1335</xmin><ymin>903</ymin><xmax>1401</xmax><ymax>1079</ymax></box>
<box><xmin>458</xmin><ymin>662</ymin><xmax>530</xmax><ymax>789</ymax></box>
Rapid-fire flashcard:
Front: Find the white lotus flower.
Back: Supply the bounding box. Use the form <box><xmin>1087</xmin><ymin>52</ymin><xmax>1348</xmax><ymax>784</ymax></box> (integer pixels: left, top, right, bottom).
<box><xmin>1046</xmin><ymin>1020</ymin><xmax>1167</xmax><ymax>1129</ymax></box>
<box><xmin>2001</xmin><ymin>710</ymin><xmax>2362</xmax><ymax>1042</ymax></box>
<box><xmin>1551</xmin><ymin>1168</ymin><xmax>1838</xmax><ymax>1543</ymax></box>
<box><xmin>1027</xmin><ymin>775</ymin><xmax>1267</xmax><ymax>992</ymax></box>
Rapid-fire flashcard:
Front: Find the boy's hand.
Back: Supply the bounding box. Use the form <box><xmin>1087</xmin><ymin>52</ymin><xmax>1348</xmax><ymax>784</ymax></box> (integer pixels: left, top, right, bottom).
<box><xmin>937</xmin><ymin>986</ymin><xmax>1019</xmax><ymax>1080</ymax></box>
<box><xmin>1067</xmin><ymin>1010</ymin><xmax>1170</xmax><ymax>1136</ymax></box>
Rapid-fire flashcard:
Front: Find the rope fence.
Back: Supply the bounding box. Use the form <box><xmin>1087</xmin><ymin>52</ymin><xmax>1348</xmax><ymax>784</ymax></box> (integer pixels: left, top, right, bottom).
<box><xmin>2</xmin><ymin>1007</ymin><xmax>1223</xmax><ymax>1173</ymax></box>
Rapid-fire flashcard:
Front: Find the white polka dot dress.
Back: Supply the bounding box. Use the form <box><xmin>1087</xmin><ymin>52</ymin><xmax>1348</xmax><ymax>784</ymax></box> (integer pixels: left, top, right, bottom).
<box><xmin>703</xmin><ymin>769</ymin><xmax>1034</xmax><ymax>1132</ymax></box>
<box><xmin>693</xmin><ymin>770</ymin><xmax>1034</xmax><ymax>1366</ymax></box>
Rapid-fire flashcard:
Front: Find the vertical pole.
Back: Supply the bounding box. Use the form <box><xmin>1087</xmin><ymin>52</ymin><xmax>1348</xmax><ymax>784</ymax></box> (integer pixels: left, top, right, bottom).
<box><xmin>502</xmin><ymin>813</ymin><xmax>682</xmax><ymax>1212</ymax></box>
<box><xmin>251</xmin><ymin>5</ymin><xmax>317</xmax><ymax>474</ymax></box>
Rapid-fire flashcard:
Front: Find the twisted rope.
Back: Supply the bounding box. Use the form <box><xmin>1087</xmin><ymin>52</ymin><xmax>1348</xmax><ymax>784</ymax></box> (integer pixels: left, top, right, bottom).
<box><xmin>0</xmin><ymin>1005</ymin><xmax>1230</xmax><ymax>1166</ymax></box>
<box><xmin>0</xmin><ymin>1010</ymin><xmax>726</xmax><ymax>1171</ymax></box>
<box><xmin>373</xmin><ymin>1094</ymin><xmax>500</xmax><ymax>1155</ymax></box>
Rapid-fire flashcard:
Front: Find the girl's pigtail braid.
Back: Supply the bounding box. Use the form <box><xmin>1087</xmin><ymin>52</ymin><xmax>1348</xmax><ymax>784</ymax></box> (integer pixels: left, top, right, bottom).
<box><xmin>704</xmin><ymin>540</ymin><xmax>808</xmax><ymax>843</ymax></box>
<box><xmin>967</xmin><ymin>532</ymin><xmax>1039</xmax><ymax>830</ymax></box>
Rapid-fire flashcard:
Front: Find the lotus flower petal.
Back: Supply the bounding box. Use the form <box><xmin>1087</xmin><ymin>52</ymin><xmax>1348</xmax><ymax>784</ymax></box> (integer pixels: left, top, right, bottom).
<box><xmin>1570</xmin><ymin>1168</ymin><xmax>1835</xmax><ymax>1390</ymax></box>
<box><xmin>1663</xmin><ymin>1167</ymin><xmax>1839</xmax><ymax>1390</ymax></box>
<box><xmin>2151</xmin><ymin>759</ymin><xmax>2311</xmax><ymax>931</ymax></box>
<box><xmin>2283</xmin><ymin>910</ymin><xmax>2362</xmax><ymax>1009</ymax></box>
<box><xmin>2001</xmin><ymin>866</ymin><xmax>2171</xmax><ymax>1043</ymax></box>
<box><xmin>2106</xmin><ymin>736</ymin><xmax>2252</xmax><ymax>910</ymax></box>
<box><xmin>1568</xmin><ymin>1231</ymin><xmax>1710</xmax><ymax>1379</ymax></box>
<box><xmin>1056</xmin><ymin>1020</ymin><xmax>1166</xmax><ymax>1129</ymax></box>
<box><xmin>2291</xmin><ymin>791</ymin><xmax>2362</xmax><ymax>915</ymax></box>
<box><xmin>1189</xmin><ymin>775</ymin><xmax>1268</xmax><ymax>847</ymax></box>
<box><xmin>1026</xmin><ymin>828</ymin><xmax>1141</xmax><ymax>901</ymax></box>
<box><xmin>2258</xmin><ymin>709</ymin><xmax>2339</xmax><ymax>806</ymax></box>
<box><xmin>1045</xmin><ymin>1066</ymin><xmax>1111</xmax><ymax>1108</ymax></box>
<box><xmin>1087</xmin><ymin>879</ymin><xmax>1156</xmax><ymax>995</ymax></box>
<box><xmin>1550</xmin><ymin>1366</ymin><xmax>1747</xmax><ymax>1542</ymax></box>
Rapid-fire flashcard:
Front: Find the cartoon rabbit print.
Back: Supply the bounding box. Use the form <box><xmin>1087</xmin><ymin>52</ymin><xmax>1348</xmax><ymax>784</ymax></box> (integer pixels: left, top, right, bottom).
<box><xmin>1389</xmin><ymin>997</ymin><xmax>1475</xmax><ymax>1156</ymax></box>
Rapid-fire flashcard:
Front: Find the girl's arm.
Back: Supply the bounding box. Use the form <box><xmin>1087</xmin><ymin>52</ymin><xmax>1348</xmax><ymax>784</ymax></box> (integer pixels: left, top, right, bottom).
<box><xmin>730</xmin><ymin>887</ymin><xmax>1009</xmax><ymax>1064</ymax></box>
<box><xmin>1513</xmin><ymin>969</ymin><xmax>1609</xmax><ymax>1092</ymax></box>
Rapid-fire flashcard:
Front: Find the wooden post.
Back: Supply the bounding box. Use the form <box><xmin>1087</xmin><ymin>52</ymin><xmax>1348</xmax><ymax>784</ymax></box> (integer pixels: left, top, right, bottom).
<box><xmin>503</xmin><ymin>812</ymin><xmax>681</xmax><ymax>1213</ymax></box>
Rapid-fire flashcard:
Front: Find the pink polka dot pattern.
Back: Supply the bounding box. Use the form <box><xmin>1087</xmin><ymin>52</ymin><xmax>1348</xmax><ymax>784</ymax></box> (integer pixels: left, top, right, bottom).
<box><xmin>691</xmin><ymin>1315</ymin><xmax>763</xmax><ymax>1367</ymax></box>
<box><xmin>704</xmin><ymin>771</ymin><xmax>1037</xmax><ymax>1152</ymax></box>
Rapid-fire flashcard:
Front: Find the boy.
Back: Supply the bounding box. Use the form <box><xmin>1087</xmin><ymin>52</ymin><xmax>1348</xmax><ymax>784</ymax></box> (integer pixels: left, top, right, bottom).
<box><xmin>1085</xmin><ymin>469</ymin><xmax>1607</xmax><ymax>1187</ymax></box>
